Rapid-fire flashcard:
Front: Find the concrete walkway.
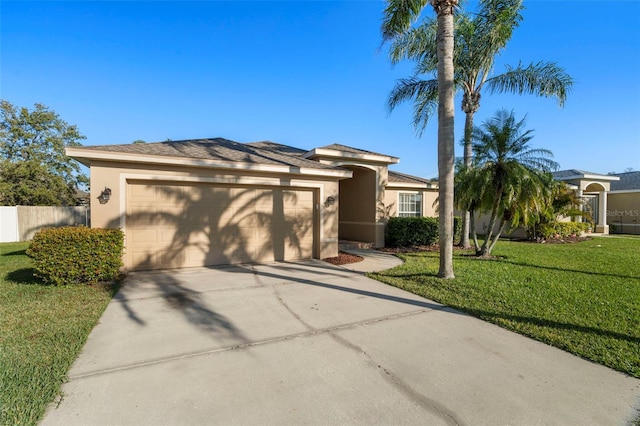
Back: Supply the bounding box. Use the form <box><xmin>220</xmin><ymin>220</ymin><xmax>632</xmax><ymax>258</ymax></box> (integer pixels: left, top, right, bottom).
<box><xmin>42</xmin><ymin>252</ymin><xmax>639</xmax><ymax>425</ymax></box>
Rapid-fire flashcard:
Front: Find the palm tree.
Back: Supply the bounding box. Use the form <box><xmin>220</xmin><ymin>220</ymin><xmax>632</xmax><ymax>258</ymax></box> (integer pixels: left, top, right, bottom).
<box><xmin>456</xmin><ymin>109</ymin><xmax>558</xmax><ymax>256</ymax></box>
<box><xmin>382</xmin><ymin>0</ymin><xmax>458</xmax><ymax>279</ymax></box>
<box><xmin>388</xmin><ymin>0</ymin><xmax>573</xmax><ymax>249</ymax></box>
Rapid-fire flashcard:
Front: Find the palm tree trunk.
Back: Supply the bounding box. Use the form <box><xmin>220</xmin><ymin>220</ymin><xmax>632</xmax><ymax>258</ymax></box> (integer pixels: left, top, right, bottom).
<box><xmin>479</xmin><ymin>186</ymin><xmax>502</xmax><ymax>256</ymax></box>
<box><xmin>486</xmin><ymin>218</ymin><xmax>508</xmax><ymax>256</ymax></box>
<box><xmin>460</xmin><ymin>109</ymin><xmax>474</xmax><ymax>248</ymax></box>
<box><xmin>470</xmin><ymin>208</ymin><xmax>480</xmax><ymax>251</ymax></box>
<box><xmin>433</xmin><ymin>0</ymin><xmax>457</xmax><ymax>279</ymax></box>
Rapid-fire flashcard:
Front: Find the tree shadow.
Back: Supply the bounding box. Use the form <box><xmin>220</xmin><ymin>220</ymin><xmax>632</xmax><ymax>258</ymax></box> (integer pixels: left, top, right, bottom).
<box><xmin>106</xmin><ymin>180</ymin><xmax>315</xmax><ymax>342</ymax></box>
<box><xmin>236</xmin><ymin>261</ymin><xmax>462</xmax><ymax>314</ymax></box>
<box><xmin>463</xmin><ymin>306</ymin><xmax>640</xmax><ymax>345</ymax></box>
<box><xmin>498</xmin><ymin>258</ymin><xmax>640</xmax><ymax>280</ymax></box>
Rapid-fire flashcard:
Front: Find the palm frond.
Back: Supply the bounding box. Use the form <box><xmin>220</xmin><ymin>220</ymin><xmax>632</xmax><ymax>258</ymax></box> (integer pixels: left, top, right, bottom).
<box><xmin>387</xmin><ymin>77</ymin><xmax>438</xmax><ymax>135</ymax></box>
<box><xmin>388</xmin><ymin>21</ymin><xmax>437</xmax><ymax>66</ymax></box>
<box><xmin>381</xmin><ymin>0</ymin><xmax>431</xmax><ymax>42</ymax></box>
<box><xmin>486</xmin><ymin>61</ymin><xmax>574</xmax><ymax>106</ymax></box>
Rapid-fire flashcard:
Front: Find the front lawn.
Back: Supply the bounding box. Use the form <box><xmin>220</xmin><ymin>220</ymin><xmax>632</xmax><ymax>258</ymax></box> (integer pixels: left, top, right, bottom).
<box><xmin>0</xmin><ymin>242</ymin><xmax>118</xmax><ymax>425</ymax></box>
<box><xmin>371</xmin><ymin>236</ymin><xmax>640</xmax><ymax>378</ymax></box>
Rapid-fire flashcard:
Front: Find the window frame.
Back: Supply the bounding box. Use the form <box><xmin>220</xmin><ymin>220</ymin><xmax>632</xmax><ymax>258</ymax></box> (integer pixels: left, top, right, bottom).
<box><xmin>397</xmin><ymin>191</ymin><xmax>423</xmax><ymax>217</ymax></box>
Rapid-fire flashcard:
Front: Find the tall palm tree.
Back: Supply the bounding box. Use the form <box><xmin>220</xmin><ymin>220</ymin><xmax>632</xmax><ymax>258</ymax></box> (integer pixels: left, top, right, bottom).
<box><xmin>388</xmin><ymin>0</ymin><xmax>573</xmax><ymax>249</ymax></box>
<box><xmin>456</xmin><ymin>109</ymin><xmax>558</xmax><ymax>256</ymax></box>
<box><xmin>383</xmin><ymin>0</ymin><xmax>458</xmax><ymax>279</ymax></box>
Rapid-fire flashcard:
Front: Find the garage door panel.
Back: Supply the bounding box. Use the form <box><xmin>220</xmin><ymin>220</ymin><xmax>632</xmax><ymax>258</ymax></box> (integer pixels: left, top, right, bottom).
<box><xmin>126</xmin><ymin>182</ymin><xmax>315</xmax><ymax>271</ymax></box>
<box><xmin>129</xmin><ymin>228</ymin><xmax>158</xmax><ymax>243</ymax></box>
<box><xmin>129</xmin><ymin>184</ymin><xmax>158</xmax><ymax>199</ymax></box>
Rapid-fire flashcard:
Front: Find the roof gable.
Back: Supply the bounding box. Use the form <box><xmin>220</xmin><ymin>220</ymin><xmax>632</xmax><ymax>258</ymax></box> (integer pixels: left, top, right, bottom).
<box><xmin>303</xmin><ymin>143</ymin><xmax>399</xmax><ymax>164</ymax></box>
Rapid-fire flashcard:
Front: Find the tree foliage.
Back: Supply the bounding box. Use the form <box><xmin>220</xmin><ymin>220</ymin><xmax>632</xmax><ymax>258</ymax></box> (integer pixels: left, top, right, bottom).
<box><xmin>387</xmin><ymin>0</ymin><xmax>572</xmax><ymax>248</ymax></box>
<box><xmin>455</xmin><ymin>110</ymin><xmax>558</xmax><ymax>256</ymax></box>
<box><xmin>0</xmin><ymin>100</ymin><xmax>87</xmax><ymax>205</ymax></box>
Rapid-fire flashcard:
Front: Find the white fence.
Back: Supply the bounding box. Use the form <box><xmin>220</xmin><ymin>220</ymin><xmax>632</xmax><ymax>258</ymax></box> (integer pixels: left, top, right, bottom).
<box><xmin>0</xmin><ymin>206</ymin><xmax>89</xmax><ymax>243</ymax></box>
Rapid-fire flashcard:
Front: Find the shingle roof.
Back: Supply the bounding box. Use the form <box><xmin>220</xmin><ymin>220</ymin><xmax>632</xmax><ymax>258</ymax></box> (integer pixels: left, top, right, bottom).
<box><xmin>609</xmin><ymin>171</ymin><xmax>640</xmax><ymax>191</ymax></box>
<box><xmin>79</xmin><ymin>138</ymin><xmax>337</xmax><ymax>170</ymax></box>
<box><xmin>552</xmin><ymin>169</ymin><xmax>613</xmax><ymax>179</ymax></box>
<box><xmin>388</xmin><ymin>170</ymin><xmax>437</xmax><ymax>187</ymax></box>
<box><xmin>317</xmin><ymin>144</ymin><xmax>397</xmax><ymax>159</ymax></box>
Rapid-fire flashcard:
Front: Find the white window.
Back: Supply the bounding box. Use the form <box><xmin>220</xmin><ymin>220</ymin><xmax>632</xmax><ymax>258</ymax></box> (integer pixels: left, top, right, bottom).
<box><xmin>398</xmin><ymin>193</ymin><xmax>422</xmax><ymax>217</ymax></box>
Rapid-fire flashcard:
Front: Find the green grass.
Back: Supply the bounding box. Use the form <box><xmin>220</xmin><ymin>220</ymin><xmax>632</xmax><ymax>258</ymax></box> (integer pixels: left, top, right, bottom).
<box><xmin>0</xmin><ymin>242</ymin><xmax>118</xmax><ymax>425</ymax></box>
<box><xmin>371</xmin><ymin>236</ymin><xmax>640</xmax><ymax>378</ymax></box>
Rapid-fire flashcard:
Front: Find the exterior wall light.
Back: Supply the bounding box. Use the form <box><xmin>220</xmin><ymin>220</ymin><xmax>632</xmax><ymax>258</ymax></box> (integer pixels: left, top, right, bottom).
<box><xmin>325</xmin><ymin>196</ymin><xmax>336</xmax><ymax>207</ymax></box>
<box><xmin>98</xmin><ymin>187</ymin><xmax>112</xmax><ymax>204</ymax></box>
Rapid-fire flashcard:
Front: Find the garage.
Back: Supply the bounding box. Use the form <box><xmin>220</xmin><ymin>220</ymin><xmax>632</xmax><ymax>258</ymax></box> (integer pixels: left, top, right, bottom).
<box><xmin>125</xmin><ymin>180</ymin><xmax>317</xmax><ymax>271</ymax></box>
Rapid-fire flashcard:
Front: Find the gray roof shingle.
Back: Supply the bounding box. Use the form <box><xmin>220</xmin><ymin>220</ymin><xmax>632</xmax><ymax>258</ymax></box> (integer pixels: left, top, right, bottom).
<box><xmin>79</xmin><ymin>138</ymin><xmax>337</xmax><ymax>170</ymax></box>
<box><xmin>609</xmin><ymin>171</ymin><xmax>640</xmax><ymax>191</ymax></box>
<box><xmin>388</xmin><ymin>170</ymin><xmax>436</xmax><ymax>187</ymax></box>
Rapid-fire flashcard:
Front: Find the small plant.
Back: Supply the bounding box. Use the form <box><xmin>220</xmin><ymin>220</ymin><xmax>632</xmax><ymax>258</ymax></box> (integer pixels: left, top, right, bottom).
<box><xmin>27</xmin><ymin>227</ymin><xmax>124</xmax><ymax>285</ymax></box>
<box><xmin>538</xmin><ymin>222</ymin><xmax>590</xmax><ymax>240</ymax></box>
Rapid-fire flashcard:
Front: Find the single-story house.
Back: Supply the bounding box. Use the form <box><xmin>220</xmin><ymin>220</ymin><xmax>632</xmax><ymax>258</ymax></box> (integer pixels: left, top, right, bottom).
<box><xmin>67</xmin><ymin>139</ymin><xmax>437</xmax><ymax>271</ymax></box>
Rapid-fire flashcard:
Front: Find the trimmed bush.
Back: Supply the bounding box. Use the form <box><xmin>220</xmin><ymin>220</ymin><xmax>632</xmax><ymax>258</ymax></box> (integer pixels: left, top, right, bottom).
<box><xmin>386</xmin><ymin>216</ymin><xmax>462</xmax><ymax>247</ymax></box>
<box><xmin>27</xmin><ymin>227</ymin><xmax>124</xmax><ymax>286</ymax></box>
<box><xmin>539</xmin><ymin>222</ymin><xmax>590</xmax><ymax>239</ymax></box>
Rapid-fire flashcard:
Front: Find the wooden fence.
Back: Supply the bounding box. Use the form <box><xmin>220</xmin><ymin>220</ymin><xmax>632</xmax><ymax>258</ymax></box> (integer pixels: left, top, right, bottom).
<box><xmin>0</xmin><ymin>206</ymin><xmax>89</xmax><ymax>242</ymax></box>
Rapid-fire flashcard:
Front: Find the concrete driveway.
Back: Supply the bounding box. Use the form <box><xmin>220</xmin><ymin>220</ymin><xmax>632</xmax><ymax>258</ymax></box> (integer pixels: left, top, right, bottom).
<box><xmin>42</xmin><ymin>258</ymin><xmax>639</xmax><ymax>425</ymax></box>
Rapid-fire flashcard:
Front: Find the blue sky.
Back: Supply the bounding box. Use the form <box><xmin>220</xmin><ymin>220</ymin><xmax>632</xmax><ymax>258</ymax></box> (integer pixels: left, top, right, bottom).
<box><xmin>2</xmin><ymin>1</ymin><xmax>639</xmax><ymax>179</ymax></box>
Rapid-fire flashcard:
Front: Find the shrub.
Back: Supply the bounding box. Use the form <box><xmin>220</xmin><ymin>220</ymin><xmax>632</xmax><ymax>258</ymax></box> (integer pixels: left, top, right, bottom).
<box><xmin>27</xmin><ymin>227</ymin><xmax>124</xmax><ymax>286</ymax></box>
<box><xmin>386</xmin><ymin>216</ymin><xmax>462</xmax><ymax>247</ymax></box>
<box><xmin>538</xmin><ymin>222</ymin><xmax>590</xmax><ymax>239</ymax></box>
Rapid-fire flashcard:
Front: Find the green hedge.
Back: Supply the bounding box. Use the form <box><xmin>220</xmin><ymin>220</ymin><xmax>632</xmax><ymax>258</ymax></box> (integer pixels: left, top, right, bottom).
<box><xmin>386</xmin><ymin>216</ymin><xmax>462</xmax><ymax>247</ymax></box>
<box><xmin>27</xmin><ymin>227</ymin><xmax>124</xmax><ymax>286</ymax></box>
<box><xmin>539</xmin><ymin>222</ymin><xmax>590</xmax><ymax>239</ymax></box>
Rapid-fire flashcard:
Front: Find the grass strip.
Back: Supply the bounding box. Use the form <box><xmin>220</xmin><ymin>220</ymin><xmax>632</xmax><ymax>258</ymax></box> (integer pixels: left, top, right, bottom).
<box><xmin>0</xmin><ymin>242</ymin><xmax>118</xmax><ymax>425</ymax></box>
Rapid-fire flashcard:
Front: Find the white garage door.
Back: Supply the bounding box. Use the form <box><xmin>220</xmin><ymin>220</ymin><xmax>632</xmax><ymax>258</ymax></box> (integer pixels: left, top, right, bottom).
<box><xmin>125</xmin><ymin>181</ymin><xmax>316</xmax><ymax>271</ymax></box>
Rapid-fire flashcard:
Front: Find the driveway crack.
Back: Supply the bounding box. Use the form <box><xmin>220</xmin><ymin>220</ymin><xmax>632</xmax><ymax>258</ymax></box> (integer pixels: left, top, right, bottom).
<box><xmin>270</xmin><ymin>283</ymin><xmax>315</xmax><ymax>332</ymax></box>
<box><xmin>328</xmin><ymin>332</ymin><xmax>465</xmax><ymax>426</ymax></box>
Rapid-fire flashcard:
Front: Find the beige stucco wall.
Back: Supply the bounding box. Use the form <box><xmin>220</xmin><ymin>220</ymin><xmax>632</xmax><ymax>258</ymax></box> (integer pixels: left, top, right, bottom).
<box><xmin>607</xmin><ymin>191</ymin><xmax>640</xmax><ymax>234</ymax></box>
<box><xmin>89</xmin><ymin>160</ymin><xmax>342</xmax><ymax>263</ymax></box>
<box><xmin>317</xmin><ymin>161</ymin><xmax>389</xmax><ymax>247</ymax></box>
<box><xmin>384</xmin><ymin>188</ymin><xmax>438</xmax><ymax>218</ymax></box>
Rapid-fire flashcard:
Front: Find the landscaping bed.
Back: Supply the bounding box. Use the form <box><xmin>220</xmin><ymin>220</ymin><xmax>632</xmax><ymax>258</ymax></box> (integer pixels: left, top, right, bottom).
<box><xmin>323</xmin><ymin>251</ymin><xmax>364</xmax><ymax>265</ymax></box>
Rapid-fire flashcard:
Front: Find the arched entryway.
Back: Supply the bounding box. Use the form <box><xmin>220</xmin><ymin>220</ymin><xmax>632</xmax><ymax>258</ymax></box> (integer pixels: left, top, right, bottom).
<box><xmin>583</xmin><ymin>182</ymin><xmax>608</xmax><ymax>233</ymax></box>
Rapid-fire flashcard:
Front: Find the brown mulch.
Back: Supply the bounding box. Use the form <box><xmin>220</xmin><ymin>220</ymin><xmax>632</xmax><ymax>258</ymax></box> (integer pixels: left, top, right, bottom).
<box><xmin>540</xmin><ymin>235</ymin><xmax>592</xmax><ymax>244</ymax></box>
<box><xmin>322</xmin><ymin>251</ymin><xmax>364</xmax><ymax>265</ymax></box>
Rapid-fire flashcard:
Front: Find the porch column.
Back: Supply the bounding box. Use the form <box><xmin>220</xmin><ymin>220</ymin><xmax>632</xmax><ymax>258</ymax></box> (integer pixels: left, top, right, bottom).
<box><xmin>577</xmin><ymin>189</ymin><xmax>584</xmax><ymax>222</ymax></box>
<box><xmin>596</xmin><ymin>190</ymin><xmax>609</xmax><ymax>234</ymax></box>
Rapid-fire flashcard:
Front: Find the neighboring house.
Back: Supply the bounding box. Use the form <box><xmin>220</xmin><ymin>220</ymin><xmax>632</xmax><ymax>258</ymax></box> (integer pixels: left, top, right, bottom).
<box><xmin>552</xmin><ymin>169</ymin><xmax>620</xmax><ymax>234</ymax></box>
<box><xmin>470</xmin><ymin>169</ymin><xmax>623</xmax><ymax>239</ymax></box>
<box><xmin>67</xmin><ymin>139</ymin><xmax>437</xmax><ymax>271</ymax></box>
<box><xmin>606</xmin><ymin>171</ymin><xmax>640</xmax><ymax>235</ymax></box>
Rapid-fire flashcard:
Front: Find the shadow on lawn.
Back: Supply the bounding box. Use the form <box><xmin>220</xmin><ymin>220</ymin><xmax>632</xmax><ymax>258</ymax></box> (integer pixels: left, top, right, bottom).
<box><xmin>1</xmin><ymin>249</ymin><xmax>28</xmax><ymax>256</ymax></box>
<box><xmin>500</xmin><ymin>259</ymin><xmax>640</xmax><ymax>280</ymax></box>
<box><xmin>6</xmin><ymin>268</ymin><xmax>42</xmax><ymax>285</ymax></box>
<box><xmin>464</xmin><ymin>307</ymin><xmax>640</xmax><ymax>345</ymax></box>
